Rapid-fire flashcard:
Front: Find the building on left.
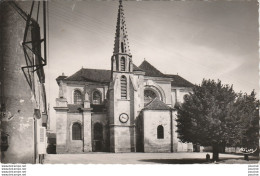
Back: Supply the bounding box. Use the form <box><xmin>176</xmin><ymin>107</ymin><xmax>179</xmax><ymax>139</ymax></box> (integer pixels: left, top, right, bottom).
<box><xmin>0</xmin><ymin>2</ymin><xmax>48</xmax><ymax>163</ymax></box>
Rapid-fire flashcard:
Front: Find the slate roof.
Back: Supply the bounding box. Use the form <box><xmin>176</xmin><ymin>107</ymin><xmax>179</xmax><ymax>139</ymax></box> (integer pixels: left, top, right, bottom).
<box><xmin>139</xmin><ymin>60</ymin><xmax>165</xmax><ymax>77</ymax></box>
<box><xmin>133</xmin><ymin>64</ymin><xmax>143</xmax><ymax>71</ymax></box>
<box><xmin>143</xmin><ymin>98</ymin><xmax>172</xmax><ymax>110</ymax></box>
<box><xmin>65</xmin><ymin>68</ymin><xmax>111</xmax><ymax>83</ymax></box>
<box><xmin>67</xmin><ymin>104</ymin><xmax>83</xmax><ymax>113</ymax></box>
<box><xmin>166</xmin><ymin>74</ymin><xmax>194</xmax><ymax>87</ymax></box>
<box><xmin>56</xmin><ymin>60</ymin><xmax>194</xmax><ymax>88</ymax></box>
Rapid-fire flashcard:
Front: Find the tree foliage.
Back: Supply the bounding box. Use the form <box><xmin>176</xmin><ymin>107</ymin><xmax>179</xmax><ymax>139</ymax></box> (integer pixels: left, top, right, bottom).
<box><xmin>231</xmin><ymin>91</ymin><xmax>259</xmax><ymax>149</ymax></box>
<box><xmin>176</xmin><ymin>79</ymin><xmax>259</xmax><ymax>151</ymax></box>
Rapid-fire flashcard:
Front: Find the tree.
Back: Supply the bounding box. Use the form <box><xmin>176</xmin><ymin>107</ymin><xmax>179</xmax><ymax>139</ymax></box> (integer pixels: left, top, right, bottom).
<box><xmin>176</xmin><ymin>79</ymin><xmax>240</xmax><ymax>161</ymax></box>
<box><xmin>230</xmin><ymin>91</ymin><xmax>259</xmax><ymax>160</ymax></box>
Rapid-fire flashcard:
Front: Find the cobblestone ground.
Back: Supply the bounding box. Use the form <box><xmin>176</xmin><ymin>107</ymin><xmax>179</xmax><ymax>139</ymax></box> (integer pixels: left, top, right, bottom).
<box><xmin>43</xmin><ymin>152</ymin><xmax>246</xmax><ymax>164</ymax></box>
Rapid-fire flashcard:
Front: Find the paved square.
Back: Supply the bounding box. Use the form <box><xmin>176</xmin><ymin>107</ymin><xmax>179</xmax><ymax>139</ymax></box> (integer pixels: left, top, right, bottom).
<box><xmin>43</xmin><ymin>152</ymin><xmax>244</xmax><ymax>164</ymax></box>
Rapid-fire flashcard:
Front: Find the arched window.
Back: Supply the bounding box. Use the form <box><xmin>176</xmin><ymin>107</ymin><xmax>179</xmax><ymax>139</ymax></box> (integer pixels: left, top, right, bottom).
<box><xmin>120</xmin><ymin>57</ymin><xmax>125</xmax><ymax>71</ymax></box>
<box><xmin>144</xmin><ymin>89</ymin><xmax>158</xmax><ymax>104</ymax></box>
<box><xmin>157</xmin><ymin>125</ymin><xmax>164</xmax><ymax>139</ymax></box>
<box><xmin>121</xmin><ymin>75</ymin><xmax>127</xmax><ymax>99</ymax></box>
<box><xmin>93</xmin><ymin>90</ymin><xmax>102</xmax><ymax>104</ymax></box>
<box><xmin>72</xmin><ymin>123</ymin><xmax>81</xmax><ymax>140</ymax></box>
<box><xmin>74</xmin><ymin>90</ymin><xmax>82</xmax><ymax>104</ymax></box>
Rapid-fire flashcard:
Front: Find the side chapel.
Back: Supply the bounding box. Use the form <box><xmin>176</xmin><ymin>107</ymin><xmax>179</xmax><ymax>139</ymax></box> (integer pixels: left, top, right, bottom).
<box><xmin>54</xmin><ymin>0</ymin><xmax>194</xmax><ymax>153</ymax></box>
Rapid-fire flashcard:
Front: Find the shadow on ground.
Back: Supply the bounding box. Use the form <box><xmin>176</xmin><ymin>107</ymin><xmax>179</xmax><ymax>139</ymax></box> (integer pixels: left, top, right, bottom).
<box><xmin>139</xmin><ymin>157</ymin><xmax>259</xmax><ymax>164</ymax></box>
<box><xmin>139</xmin><ymin>158</ymin><xmax>209</xmax><ymax>164</ymax></box>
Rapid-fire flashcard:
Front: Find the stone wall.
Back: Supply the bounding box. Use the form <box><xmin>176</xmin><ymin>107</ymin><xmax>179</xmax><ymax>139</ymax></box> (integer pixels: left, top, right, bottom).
<box><xmin>65</xmin><ymin>83</ymin><xmax>108</xmax><ymax>104</ymax></box>
<box><xmin>92</xmin><ymin>113</ymin><xmax>109</xmax><ymax>152</ymax></box>
<box><xmin>0</xmin><ymin>2</ymin><xmax>46</xmax><ymax>163</ymax></box>
<box><xmin>109</xmin><ymin>72</ymin><xmax>135</xmax><ymax>152</ymax></box>
<box><xmin>171</xmin><ymin>87</ymin><xmax>192</xmax><ymax>106</ymax></box>
<box><xmin>55</xmin><ymin>109</ymin><xmax>68</xmax><ymax>153</ymax></box>
<box><xmin>67</xmin><ymin>113</ymin><xmax>84</xmax><ymax>153</ymax></box>
<box><xmin>56</xmin><ymin>110</ymin><xmax>93</xmax><ymax>153</ymax></box>
<box><xmin>143</xmin><ymin>110</ymin><xmax>172</xmax><ymax>152</ymax></box>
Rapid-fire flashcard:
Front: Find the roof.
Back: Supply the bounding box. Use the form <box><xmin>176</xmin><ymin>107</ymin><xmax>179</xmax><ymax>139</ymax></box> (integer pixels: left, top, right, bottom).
<box><xmin>166</xmin><ymin>74</ymin><xmax>194</xmax><ymax>87</ymax></box>
<box><xmin>56</xmin><ymin>60</ymin><xmax>193</xmax><ymax>88</ymax></box>
<box><xmin>143</xmin><ymin>98</ymin><xmax>172</xmax><ymax>110</ymax></box>
<box><xmin>133</xmin><ymin>64</ymin><xmax>143</xmax><ymax>71</ymax></box>
<box><xmin>139</xmin><ymin>60</ymin><xmax>165</xmax><ymax>77</ymax></box>
<box><xmin>65</xmin><ymin>68</ymin><xmax>111</xmax><ymax>83</ymax></box>
<box><xmin>67</xmin><ymin>104</ymin><xmax>83</xmax><ymax>113</ymax></box>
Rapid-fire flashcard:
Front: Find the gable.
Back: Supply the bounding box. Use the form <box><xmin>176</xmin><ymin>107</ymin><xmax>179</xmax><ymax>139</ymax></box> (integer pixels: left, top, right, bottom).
<box><xmin>139</xmin><ymin>60</ymin><xmax>165</xmax><ymax>77</ymax></box>
<box><xmin>143</xmin><ymin>98</ymin><xmax>172</xmax><ymax>110</ymax></box>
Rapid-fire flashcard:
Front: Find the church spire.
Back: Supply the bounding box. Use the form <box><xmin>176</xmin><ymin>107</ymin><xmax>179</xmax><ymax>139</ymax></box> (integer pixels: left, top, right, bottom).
<box><xmin>113</xmin><ymin>0</ymin><xmax>131</xmax><ymax>56</ymax></box>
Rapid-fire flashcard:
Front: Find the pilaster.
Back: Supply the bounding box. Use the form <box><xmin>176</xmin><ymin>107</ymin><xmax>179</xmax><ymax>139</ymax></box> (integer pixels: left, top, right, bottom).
<box><xmin>82</xmin><ymin>107</ymin><xmax>92</xmax><ymax>152</ymax></box>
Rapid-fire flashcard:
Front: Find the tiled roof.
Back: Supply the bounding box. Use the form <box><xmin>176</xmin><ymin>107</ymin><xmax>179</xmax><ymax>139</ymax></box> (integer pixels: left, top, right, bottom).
<box><xmin>139</xmin><ymin>60</ymin><xmax>165</xmax><ymax>77</ymax></box>
<box><xmin>65</xmin><ymin>68</ymin><xmax>111</xmax><ymax>83</ymax></box>
<box><xmin>67</xmin><ymin>104</ymin><xmax>83</xmax><ymax>113</ymax></box>
<box><xmin>143</xmin><ymin>98</ymin><xmax>172</xmax><ymax>110</ymax></box>
<box><xmin>166</xmin><ymin>74</ymin><xmax>194</xmax><ymax>87</ymax></box>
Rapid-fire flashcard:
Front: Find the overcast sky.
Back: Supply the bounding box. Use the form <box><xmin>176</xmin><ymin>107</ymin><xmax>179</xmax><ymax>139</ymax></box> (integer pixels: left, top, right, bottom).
<box><xmin>20</xmin><ymin>0</ymin><xmax>259</xmax><ymax>130</ymax></box>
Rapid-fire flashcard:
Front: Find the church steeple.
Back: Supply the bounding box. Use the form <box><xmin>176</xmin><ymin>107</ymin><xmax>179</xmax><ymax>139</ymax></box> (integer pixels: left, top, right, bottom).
<box><xmin>109</xmin><ymin>0</ymin><xmax>135</xmax><ymax>153</ymax></box>
<box><xmin>111</xmin><ymin>0</ymin><xmax>133</xmax><ymax>73</ymax></box>
<box><xmin>113</xmin><ymin>0</ymin><xmax>131</xmax><ymax>56</ymax></box>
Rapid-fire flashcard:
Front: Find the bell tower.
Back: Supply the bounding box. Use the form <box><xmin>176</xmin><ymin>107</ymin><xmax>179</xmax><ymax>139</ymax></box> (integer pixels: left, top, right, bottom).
<box><xmin>109</xmin><ymin>0</ymin><xmax>135</xmax><ymax>152</ymax></box>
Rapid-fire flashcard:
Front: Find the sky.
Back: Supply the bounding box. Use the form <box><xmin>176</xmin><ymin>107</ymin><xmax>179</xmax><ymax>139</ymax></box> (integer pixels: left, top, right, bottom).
<box><xmin>19</xmin><ymin>0</ymin><xmax>259</xmax><ymax>131</ymax></box>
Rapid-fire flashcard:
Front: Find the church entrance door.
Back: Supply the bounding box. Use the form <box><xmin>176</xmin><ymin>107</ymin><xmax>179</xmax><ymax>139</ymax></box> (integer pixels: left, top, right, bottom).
<box><xmin>93</xmin><ymin>123</ymin><xmax>103</xmax><ymax>152</ymax></box>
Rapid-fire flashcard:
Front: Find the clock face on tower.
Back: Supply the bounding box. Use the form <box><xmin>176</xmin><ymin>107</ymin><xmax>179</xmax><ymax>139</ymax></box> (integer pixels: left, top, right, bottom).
<box><xmin>119</xmin><ymin>113</ymin><xmax>129</xmax><ymax>123</ymax></box>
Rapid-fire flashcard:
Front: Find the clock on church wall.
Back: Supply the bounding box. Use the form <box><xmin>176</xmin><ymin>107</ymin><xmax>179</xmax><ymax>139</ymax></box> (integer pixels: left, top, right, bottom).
<box><xmin>119</xmin><ymin>113</ymin><xmax>129</xmax><ymax>123</ymax></box>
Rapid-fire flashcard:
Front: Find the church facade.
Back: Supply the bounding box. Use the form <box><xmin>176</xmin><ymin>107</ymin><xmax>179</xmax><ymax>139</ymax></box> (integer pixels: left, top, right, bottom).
<box><xmin>54</xmin><ymin>0</ymin><xmax>194</xmax><ymax>153</ymax></box>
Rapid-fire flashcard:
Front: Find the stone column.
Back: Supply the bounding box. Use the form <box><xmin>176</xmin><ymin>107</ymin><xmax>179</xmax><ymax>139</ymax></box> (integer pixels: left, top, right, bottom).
<box><xmin>82</xmin><ymin>107</ymin><xmax>92</xmax><ymax>152</ymax></box>
<box><xmin>82</xmin><ymin>98</ymin><xmax>92</xmax><ymax>152</ymax></box>
<box><xmin>54</xmin><ymin>98</ymin><xmax>68</xmax><ymax>153</ymax></box>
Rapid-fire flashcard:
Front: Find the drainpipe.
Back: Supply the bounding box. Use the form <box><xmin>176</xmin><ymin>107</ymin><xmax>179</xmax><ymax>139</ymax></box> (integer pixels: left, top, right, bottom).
<box><xmin>81</xmin><ymin>108</ymin><xmax>84</xmax><ymax>152</ymax></box>
<box><xmin>170</xmin><ymin>109</ymin><xmax>173</xmax><ymax>153</ymax></box>
<box><xmin>34</xmin><ymin>117</ymin><xmax>37</xmax><ymax>163</ymax></box>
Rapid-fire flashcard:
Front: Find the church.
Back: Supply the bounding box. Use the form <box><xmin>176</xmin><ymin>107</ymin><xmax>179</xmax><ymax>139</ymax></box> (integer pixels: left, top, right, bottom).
<box><xmin>54</xmin><ymin>0</ymin><xmax>194</xmax><ymax>153</ymax></box>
